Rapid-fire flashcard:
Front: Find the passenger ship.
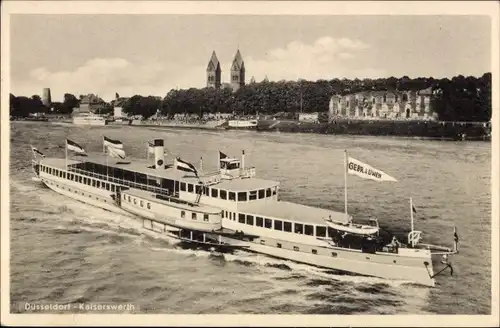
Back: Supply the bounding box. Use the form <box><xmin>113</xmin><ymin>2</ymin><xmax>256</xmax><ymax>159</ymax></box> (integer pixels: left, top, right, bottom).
<box><xmin>30</xmin><ymin>138</ymin><xmax>458</xmax><ymax>287</ymax></box>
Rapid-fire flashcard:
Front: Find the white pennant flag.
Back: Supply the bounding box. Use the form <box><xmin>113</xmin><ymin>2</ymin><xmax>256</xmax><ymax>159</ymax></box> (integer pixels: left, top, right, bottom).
<box><xmin>347</xmin><ymin>156</ymin><xmax>397</xmax><ymax>182</ymax></box>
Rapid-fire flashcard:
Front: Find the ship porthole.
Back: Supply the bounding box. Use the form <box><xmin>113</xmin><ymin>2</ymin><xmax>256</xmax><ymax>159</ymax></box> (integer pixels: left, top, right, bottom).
<box><xmin>424</xmin><ymin>261</ymin><xmax>429</xmax><ymax>266</ymax></box>
<box><xmin>393</xmin><ymin>260</ymin><xmax>397</xmax><ymax>263</ymax></box>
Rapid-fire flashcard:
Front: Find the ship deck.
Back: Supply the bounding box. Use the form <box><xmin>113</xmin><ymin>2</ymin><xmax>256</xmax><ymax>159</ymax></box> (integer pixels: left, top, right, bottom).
<box><xmin>123</xmin><ymin>188</ymin><xmax>222</xmax><ymax>214</ymax></box>
<box><xmin>40</xmin><ymin>154</ymin><xmax>279</xmax><ymax>191</ymax></box>
<box><xmin>238</xmin><ymin>200</ymin><xmax>349</xmax><ymax>225</ymax></box>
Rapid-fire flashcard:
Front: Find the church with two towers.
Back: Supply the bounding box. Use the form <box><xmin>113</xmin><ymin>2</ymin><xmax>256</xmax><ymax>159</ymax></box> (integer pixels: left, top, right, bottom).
<box><xmin>206</xmin><ymin>50</ymin><xmax>245</xmax><ymax>91</ymax></box>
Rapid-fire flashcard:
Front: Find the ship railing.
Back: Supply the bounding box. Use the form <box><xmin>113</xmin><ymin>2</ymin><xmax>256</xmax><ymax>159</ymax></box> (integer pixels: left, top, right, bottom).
<box><xmin>67</xmin><ymin>167</ymin><xmax>170</xmax><ymax>195</ymax></box>
<box><xmin>240</xmin><ymin>167</ymin><xmax>256</xmax><ymax>178</ymax></box>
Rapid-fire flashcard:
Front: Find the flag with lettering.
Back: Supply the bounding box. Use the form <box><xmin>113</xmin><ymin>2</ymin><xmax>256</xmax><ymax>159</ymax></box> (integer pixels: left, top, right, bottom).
<box><xmin>347</xmin><ymin>156</ymin><xmax>397</xmax><ymax>182</ymax></box>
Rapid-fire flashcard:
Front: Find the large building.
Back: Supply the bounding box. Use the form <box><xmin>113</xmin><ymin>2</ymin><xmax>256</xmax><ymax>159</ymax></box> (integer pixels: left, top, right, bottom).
<box><xmin>206</xmin><ymin>49</ymin><xmax>246</xmax><ymax>92</ymax></box>
<box><xmin>328</xmin><ymin>87</ymin><xmax>436</xmax><ymax>121</ymax></box>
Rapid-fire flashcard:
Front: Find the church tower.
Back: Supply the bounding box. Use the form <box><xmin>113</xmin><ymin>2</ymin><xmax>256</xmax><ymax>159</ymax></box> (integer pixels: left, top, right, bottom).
<box><xmin>230</xmin><ymin>49</ymin><xmax>245</xmax><ymax>91</ymax></box>
<box><xmin>206</xmin><ymin>51</ymin><xmax>221</xmax><ymax>89</ymax></box>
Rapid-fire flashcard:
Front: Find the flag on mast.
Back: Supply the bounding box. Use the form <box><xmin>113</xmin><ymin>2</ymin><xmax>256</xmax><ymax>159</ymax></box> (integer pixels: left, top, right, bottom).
<box><xmin>346</xmin><ymin>156</ymin><xmax>397</xmax><ymax>182</ymax></box>
<box><xmin>31</xmin><ymin>145</ymin><xmax>45</xmax><ymax>158</ymax></box>
<box><xmin>412</xmin><ymin>205</ymin><xmax>417</xmax><ymax>213</ymax></box>
<box><xmin>103</xmin><ymin>136</ymin><xmax>124</xmax><ymax>149</ymax></box>
<box><xmin>176</xmin><ymin>157</ymin><xmax>199</xmax><ymax>178</ymax></box>
<box><xmin>219</xmin><ymin>151</ymin><xmax>228</xmax><ymax>159</ymax></box>
<box><xmin>108</xmin><ymin>146</ymin><xmax>126</xmax><ymax>159</ymax></box>
<box><xmin>66</xmin><ymin>139</ymin><xmax>86</xmax><ymax>155</ymax></box>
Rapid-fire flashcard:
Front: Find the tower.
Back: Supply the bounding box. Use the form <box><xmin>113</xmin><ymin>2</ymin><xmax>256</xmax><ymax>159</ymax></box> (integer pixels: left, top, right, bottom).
<box><xmin>206</xmin><ymin>51</ymin><xmax>221</xmax><ymax>89</ymax></box>
<box><xmin>230</xmin><ymin>49</ymin><xmax>245</xmax><ymax>91</ymax></box>
<box><xmin>42</xmin><ymin>88</ymin><xmax>52</xmax><ymax>108</ymax></box>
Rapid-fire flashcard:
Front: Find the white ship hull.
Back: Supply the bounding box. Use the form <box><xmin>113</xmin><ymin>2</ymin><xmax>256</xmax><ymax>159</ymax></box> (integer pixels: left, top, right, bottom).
<box><xmin>73</xmin><ymin>116</ymin><xmax>108</xmax><ymax>126</ymax></box>
<box><xmin>227</xmin><ymin>120</ymin><xmax>258</xmax><ymax>129</ymax></box>
<box><xmin>40</xmin><ymin>171</ymin><xmax>435</xmax><ymax>286</ymax></box>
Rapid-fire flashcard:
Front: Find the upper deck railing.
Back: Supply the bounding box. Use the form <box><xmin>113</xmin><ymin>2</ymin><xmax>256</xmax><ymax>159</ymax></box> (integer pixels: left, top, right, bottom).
<box><xmin>67</xmin><ymin>166</ymin><xmax>171</xmax><ymax>196</ymax></box>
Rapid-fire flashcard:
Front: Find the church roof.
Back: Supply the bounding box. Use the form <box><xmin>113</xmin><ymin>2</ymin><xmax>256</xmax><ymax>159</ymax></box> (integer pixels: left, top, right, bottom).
<box><xmin>206</xmin><ymin>51</ymin><xmax>220</xmax><ymax>71</ymax></box>
<box><xmin>231</xmin><ymin>49</ymin><xmax>245</xmax><ymax>71</ymax></box>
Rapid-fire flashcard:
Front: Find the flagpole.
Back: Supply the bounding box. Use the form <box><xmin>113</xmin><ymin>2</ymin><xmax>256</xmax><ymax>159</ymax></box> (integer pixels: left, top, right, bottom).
<box><xmin>410</xmin><ymin>197</ymin><xmax>414</xmax><ymax>233</ymax></box>
<box><xmin>344</xmin><ymin>149</ymin><xmax>348</xmax><ymax>221</ymax></box>
<box><xmin>65</xmin><ymin>140</ymin><xmax>68</xmax><ymax>169</ymax></box>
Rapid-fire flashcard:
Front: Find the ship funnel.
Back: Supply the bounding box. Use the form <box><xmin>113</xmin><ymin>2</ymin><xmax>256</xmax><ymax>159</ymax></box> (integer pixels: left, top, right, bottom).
<box><xmin>153</xmin><ymin>139</ymin><xmax>165</xmax><ymax>170</ymax></box>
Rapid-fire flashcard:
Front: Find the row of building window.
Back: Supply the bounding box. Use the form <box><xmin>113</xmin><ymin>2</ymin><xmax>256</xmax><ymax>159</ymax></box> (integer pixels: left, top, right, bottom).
<box><xmin>123</xmin><ymin>193</ymin><xmax>209</xmax><ymax>222</ymax></box>
<box><xmin>223</xmin><ymin>211</ymin><xmax>329</xmax><ymax>237</ymax></box>
<box><xmin>42</xmin><ymin>165</ymin><xmax>117</xmax><ymax>192</ymax></box>
<box><xmin>180</xmin><ymin>182</ymin><xmax>277</xmax><ymax>202</ymax></box>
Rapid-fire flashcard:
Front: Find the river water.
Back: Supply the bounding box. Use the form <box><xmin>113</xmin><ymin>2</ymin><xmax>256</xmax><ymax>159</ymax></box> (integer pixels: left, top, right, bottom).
<box><xmin>9</xmin><ymin>122</ymin><xmax>491</xmax><ymax>314</ymax></box>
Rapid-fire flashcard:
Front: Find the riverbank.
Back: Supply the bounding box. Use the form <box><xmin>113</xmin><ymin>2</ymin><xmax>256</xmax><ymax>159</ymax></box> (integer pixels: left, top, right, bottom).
<box><xmin>256</xmin><ymin>119</ymin><xmax>491</xmax><ymax>141</ymax></box>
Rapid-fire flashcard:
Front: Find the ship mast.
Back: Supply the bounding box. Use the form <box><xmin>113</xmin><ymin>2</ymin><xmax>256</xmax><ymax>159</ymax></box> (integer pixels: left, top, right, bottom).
<box><xmin>344</xmin><ymin>149</ymin><xmax>348</xmax><ymax>221</ymax></box>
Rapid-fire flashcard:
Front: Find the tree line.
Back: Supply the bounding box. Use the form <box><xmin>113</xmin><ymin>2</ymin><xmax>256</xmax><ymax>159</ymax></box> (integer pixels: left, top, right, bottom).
<box><xmin>9</xmin><ymin>73</ymin><xmax>492</xmax><ymax>122</ymax></box>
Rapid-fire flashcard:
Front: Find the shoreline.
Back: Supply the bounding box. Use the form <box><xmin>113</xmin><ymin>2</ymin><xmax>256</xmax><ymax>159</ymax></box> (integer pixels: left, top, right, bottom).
<box><xmin>11</xmin><ymin>119</ymin><xmax>491</xmax><ymax>142</ymax></box>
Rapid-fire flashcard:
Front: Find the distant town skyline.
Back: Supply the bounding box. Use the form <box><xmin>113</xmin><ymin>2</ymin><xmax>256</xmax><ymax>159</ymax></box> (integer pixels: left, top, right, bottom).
<box><xmin>10</xmin><ymin>13</ymin><xmax>492</xmax><ymax>101</ymax></box>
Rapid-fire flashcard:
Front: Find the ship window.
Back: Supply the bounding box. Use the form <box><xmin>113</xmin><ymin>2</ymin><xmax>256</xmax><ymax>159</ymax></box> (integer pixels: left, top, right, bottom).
<box><xmin>187</xmin><ymin>184</ymin><xmax>194</xmax><ymax>192</ymax></box>
<box><xmin>264</xmin><ymin>218</ymin><xmax>272</xmax><ymax>229</ymax></box>
<box><xmin>59</xmin><ymin>171</ymin><xmax>63</xmax><ymax>177</ymax></box>
<box><xmin>133</xmin><ymin>198</ymin><xmax>137</xmax><ymax>205</ymax></box>
<box><xmin>211</xmin><ymin>188</ymin><xmax>218</xmax><ymax>198</ymax></box>
<box><xmin>305</xmin><ymin>225</ymin><xmax>314</xmax><ymax>236</ymax></box>
<box><xmin>203</xmin><ymin>186</ymin><xmax>209</xmax><ymax>195</ymax></box>
<box><xmin>312</xmin><ymin>249</ymin><xmax>318</xmax><ymax>255</ymax></box>
<box><xmin>266</xmin><ymin>188</ymin><xmax>272</xmax><ymax>197</ymax></box>
<box><xmin>246</xmin><ymin>215</ymin><xmax>254</xmax><ymax>225</ymax></box>
<box><xmin>316</xmin><ymin>226</ymin><xmax>327</xmax><ymax>237</ymax></box>
<box><xmin>256</xmin><ymin>217</ymin><xmax>263</xmax><ymax>227</ymax></box>
<box><xmin>140</xmin><ymin>200</ymin><xmax>144</xmax><ymax>207</ymax></box>
<box><xmin>92</xmin><ymin>179</ymin><xmax>96</xmax><ymax>187</ymax></box>
<box><xmin>272</xmin><ymin>188</ymin><xmax>277</xmax><ymax>196</ymax></box>
<box><xmin>180</xmin><ymin>182</ymin><xmax>186</xmax><ymax>191</ymax></box>
<box><xmin>181</xmin><ymin>211</ymin><xmax>185</xmax><ymax>218</ymax></box>
<box><xmin>232</xmin><ymin>212</ymin><xmax>236</xmax><ymax>221</ymax></box>
<box><xmin>260</xmin><ymin>240</ymin><xmax>265</xmax><ymax>245</ymax></box>
<box><xmin>238</xmin><ymin>192</ymin><xmax>247</xmax><ymax>201</ymax></box>
<box><xmin>123</xmin><ymin>194</ymin><xmax>126</xmax><ymax>200</ymax></box>
<box><xmin>294</xmin><ymin>223</ymin><xmax>303</xmax><ymax>234</ymax></box>
<box><xmin>331</xmin><ymin>252</ymin><xmax>338</xmax><ymax>257</ymax></box>
<box><xmin>238</xmin><ymin>214</ymin><xmax>245</xmax><ymax>223</ymax></box>
<box><xmin>204</xmin><ymin>214</ymin><xmax>209</xmax><ymax>222</ymax></box>
<box><xmin>249</xmin><ymin>191</ymin><xmax>257</xmax><ymax>200</ymax></box>
<box><xmin>111</xmin><ymin>185</ymin><xmax>115</xmax><ymax>192</ymax></box>
<box><xmin>328</xmin><ymin>227</ymin><xmax>335</xmax><ymax>239</ymax></box>
<box><xmin>228</xmin><ymin>192</ymin><xmax>235</xmax><ymax>201</ymax></box>
<box><xmin>283</xmin><ymin>221</ymin><xmax>292</xmax><ymax>232</ymax></box>
<box><xmin>147</xmin><ymin>203</ymin><xmax>151</xmax><ymax>209</ymax></box>
<box><xmin>192</xmin><ymin>213</ymin><xmax>197</xmax><ymax>220</ymax></box>
<box><xmin>195</xmin><ymin>185</ymin><xmax>202</xmax><ymax>194</ymax></box>
<box><xmin>293</xmin><ymin>246</ymin><xmax>299</xmax><ymax>251</ymax></box>
<box><xmin>128</xmin><ymin>196</ymin><xmax>131</xmax><ymax>202</ymax></box>
<box><xmin>220</xmin><ymin>190</ymin><xmax>227</xmax><ymax>200</ymax></box>
<box><xmin>258</xmin><ymin>189</ymin><xmax>265</xmax><ymax>199</ymax></box>
<box><xmin>224</xmin><ymin>211</ymin><xmax>228</xmax><ymax>218</ymax></box>
<box><xmin>96</xmin><ymin>181</ymin><xmax>101</xmax><ymax>188</ymax></box>
<box><xmin>71</xmin><ymin>174</ymin><xmax>75</xmax><ymax>180</ymax></box>
<box><xmin>277</xmin><ymin>243</ymin><xmax>282</xmax><ymax>248</ymax></box>
<box><xmin>274</xmin><ymin>220</ymin><xmax>283</xmax><ymax>231</ymax></box>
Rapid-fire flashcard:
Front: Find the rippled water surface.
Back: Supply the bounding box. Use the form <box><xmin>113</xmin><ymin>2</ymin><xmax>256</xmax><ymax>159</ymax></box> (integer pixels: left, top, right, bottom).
<box><xmin>9</xmin><ymin>122</ymin><xmax>491</xmax><ymax>314</ymax></box>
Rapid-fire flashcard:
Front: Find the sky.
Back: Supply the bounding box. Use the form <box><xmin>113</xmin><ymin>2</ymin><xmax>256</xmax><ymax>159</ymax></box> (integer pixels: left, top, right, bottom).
<box><xmin>10</xmin><ymin>14</ymin><xmax>492</xmax><ymax>102</ymax></box>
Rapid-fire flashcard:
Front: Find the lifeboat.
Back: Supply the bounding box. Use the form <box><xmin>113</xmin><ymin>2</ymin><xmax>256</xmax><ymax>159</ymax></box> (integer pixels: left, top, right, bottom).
<box><xmin>325</xmin><ymin>218</ymin><xmax>379</xmax><ymax>236</ymax></box>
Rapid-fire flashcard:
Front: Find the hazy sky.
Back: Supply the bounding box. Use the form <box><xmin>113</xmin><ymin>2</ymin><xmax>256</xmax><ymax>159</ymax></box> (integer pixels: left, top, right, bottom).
<box><xmin>10</xmin><ymin>14</ymin><xmax>491</xmax><ymax>101</ymax></box>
